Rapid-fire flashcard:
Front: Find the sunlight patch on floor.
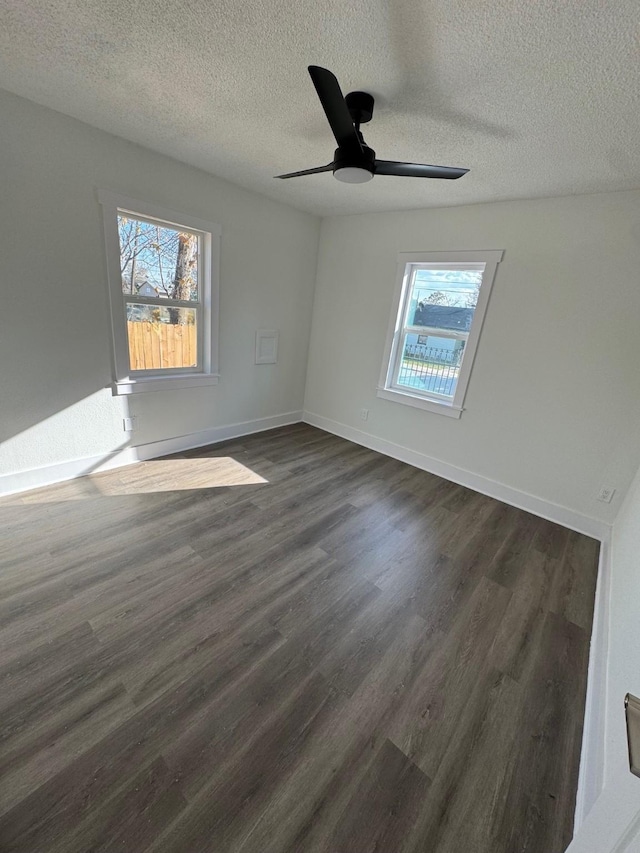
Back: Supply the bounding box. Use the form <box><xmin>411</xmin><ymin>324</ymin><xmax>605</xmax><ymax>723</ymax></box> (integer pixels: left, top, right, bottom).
<box><xmin>8</xmin><ymin>457</ymin><xmax>269</xmax><ymax>504</ymax></box>
<box><xmin>114</xmin><ymin>457</ymin><xmax>269</xmax><ymax>492</ymax></box>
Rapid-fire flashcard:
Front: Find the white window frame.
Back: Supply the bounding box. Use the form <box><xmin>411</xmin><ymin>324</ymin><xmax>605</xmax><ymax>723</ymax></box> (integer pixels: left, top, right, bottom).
<box><xmin>378</xmin><ymin>250</ymin><xmax>503</xmax><ymax>418</ymax></box>
<box><xmin>98</xmin><ymin>189</ymin><xmax>221</xmax><ymax>395</ymax></box>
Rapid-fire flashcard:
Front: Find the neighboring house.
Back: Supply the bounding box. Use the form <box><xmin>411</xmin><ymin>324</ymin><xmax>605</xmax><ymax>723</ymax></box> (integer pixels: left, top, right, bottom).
<box><xmin>137</xmin><ymin>281</ymin><xmax>161</xmax><ymax>298</ymax></box>
<box><xmin>405</xmin><ymin>304</ymin><xmax>474</xmax><ymax>363</ymax></box>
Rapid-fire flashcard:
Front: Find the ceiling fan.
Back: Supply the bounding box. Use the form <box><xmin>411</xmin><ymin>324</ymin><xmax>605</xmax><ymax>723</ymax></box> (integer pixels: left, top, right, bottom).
<box><xmin>276</xmin><ymin>65</ymin><xmax>469</xmax><ymax>185</ymax></box>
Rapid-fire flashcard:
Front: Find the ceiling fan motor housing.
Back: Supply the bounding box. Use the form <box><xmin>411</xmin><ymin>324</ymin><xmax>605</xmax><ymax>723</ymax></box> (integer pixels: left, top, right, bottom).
<box><xmin>333</xmin><ymin>144</ymin><xmax>376</xmax><ymax>178</ymax></box>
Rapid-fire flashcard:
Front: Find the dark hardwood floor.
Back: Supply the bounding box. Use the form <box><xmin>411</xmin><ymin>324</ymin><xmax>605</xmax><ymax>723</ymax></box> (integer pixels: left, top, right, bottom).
<box><xmin>0</xmin><ymin>423</ymin><xmax>599</xmax><ymax>852</ymax></box>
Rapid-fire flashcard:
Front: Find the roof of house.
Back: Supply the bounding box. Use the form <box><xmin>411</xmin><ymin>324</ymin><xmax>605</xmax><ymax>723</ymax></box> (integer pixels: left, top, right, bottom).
<box><xmin>415</xmin><ymin>304</ymin><xmax>474</xmax><ymax>332</ymax></box>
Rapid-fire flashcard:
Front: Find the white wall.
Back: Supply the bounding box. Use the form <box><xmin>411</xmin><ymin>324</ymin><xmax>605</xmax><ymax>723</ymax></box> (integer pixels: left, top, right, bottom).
<box><xmin>304</xmin><ymin>192</ymin><xmax>640</xmax><ymax>526</ymax></box>
<box><xmin>566</xmin><ymin>459</ymin><xmax>640</xmax><ymax>852</ymax></box>
<box><xmin>0</xmin><ymin>89</ymin><xmax>319</xmax><ymax>483</ymax></box>
<box><xmin>605</xmin><ymin>461</ymin><xmax>640</xmax><ymax>783</ymax></box>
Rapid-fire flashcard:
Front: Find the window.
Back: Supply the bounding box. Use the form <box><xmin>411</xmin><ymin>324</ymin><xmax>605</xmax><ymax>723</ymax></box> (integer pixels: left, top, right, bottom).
<box><xmin>378</xmin><ymin>250</ymin><xmax>503</xmax><ymax>418</ymax></box>
<box><xmin>98</xmin><ymin>190</ymin><xmax>220</xmax><ymax>394</ymax></box>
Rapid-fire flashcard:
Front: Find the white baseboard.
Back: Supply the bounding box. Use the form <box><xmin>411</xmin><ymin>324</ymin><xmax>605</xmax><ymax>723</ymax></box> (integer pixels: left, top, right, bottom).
<box><xmin>131</xmin><ymin>410</ymin><xmax>303</xmax><ymax>463</ymax></box>
<box><xmin>574</xmin><ymin>536</ymin><xmax>611</xmax><ymax>830</ymax></box>
<box><xmin>0</xmin><ymin>411</ymin><xmax>303</xmax><ymax>497</ymax></box>
<box><xmin>303</xmin><ymin>411</ymin><xmax>611</xmax><ymax>541</ymax></box>
<box><xmin>0</xmin><ymin>447</ymin><xmax>139</xmax><ymax>496</ymax></box>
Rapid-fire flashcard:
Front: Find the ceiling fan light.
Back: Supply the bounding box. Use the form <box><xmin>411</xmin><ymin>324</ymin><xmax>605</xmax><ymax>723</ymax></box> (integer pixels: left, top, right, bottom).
<box><xmin>333</xmin><ymin>166</ymin><xmax>373</xmax><ymax>184</ymax></box>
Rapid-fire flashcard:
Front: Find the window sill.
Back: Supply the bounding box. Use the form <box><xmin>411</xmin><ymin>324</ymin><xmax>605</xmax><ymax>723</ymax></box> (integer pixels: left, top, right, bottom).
<box><xmin>376</xmin><ymin>387</ymin><xmax>463</xmax><ymax>419</ymax></box>
<box><xmin>112</xmin><ymin>374</ymin><xmax>220</xmax><ymax>395</ymax></box>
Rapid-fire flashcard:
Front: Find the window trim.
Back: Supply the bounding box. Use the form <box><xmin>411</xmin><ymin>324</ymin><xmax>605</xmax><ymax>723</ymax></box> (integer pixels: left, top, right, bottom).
<box><xmin>377</xmin><ymin>250</ymin><xmax>503</xmax><ymax>418</ymax></box>
<box><xmin>97</xmin><ymin>189</ymin><xmax>221</xmax><ymax>395</ymax></box>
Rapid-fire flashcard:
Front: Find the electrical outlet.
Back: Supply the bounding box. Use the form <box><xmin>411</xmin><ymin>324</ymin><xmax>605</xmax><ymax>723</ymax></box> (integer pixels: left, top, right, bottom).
<box><xmin>123</xmin><ymin>416</ymin><xmax>136</xmax><ymax>432</ymax></box>
<box><xmin>597</xmin><ymin>486</ymin><xmax>615</xmax><ymax>503</ymax></box>
<box><xmin>360</xmin><ymin>408</ymin><xmax>369</xmax><ymax>421</ymax></box>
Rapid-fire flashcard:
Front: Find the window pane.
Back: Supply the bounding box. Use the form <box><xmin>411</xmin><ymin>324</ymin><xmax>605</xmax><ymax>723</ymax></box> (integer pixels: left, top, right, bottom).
<box><xmin>126</xmin><ymin>304</ymin><xmax>197</xmax><ymax>371</ymax></box>
<box><xmin>118</xmin><ymin>215</ymin><xmax>199</xmax><ymax>301</ymax></box>
<box><xmin>408</xmin><ymin>268</ymin><xmax>483</xmax><ymax>332</ymax></box>
<box><xmin>396</xmin><ymin>333</ymin><xmax>464</xmax><ymax>399</ymax></box>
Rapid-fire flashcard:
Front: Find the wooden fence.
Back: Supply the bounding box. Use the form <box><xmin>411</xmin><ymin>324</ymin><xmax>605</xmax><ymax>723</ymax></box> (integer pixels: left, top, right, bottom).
<box><xmin>127</xmin><ymin>321</ymin><xmax>197</xmax><ymax>370</ymax></box>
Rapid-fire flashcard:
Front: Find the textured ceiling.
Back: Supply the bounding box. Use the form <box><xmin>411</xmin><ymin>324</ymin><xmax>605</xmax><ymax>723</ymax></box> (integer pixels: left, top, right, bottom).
<box><xmin>1</xmin><ymin>0</ymin><xmax>639</xmax><ymax>216</ymax></box>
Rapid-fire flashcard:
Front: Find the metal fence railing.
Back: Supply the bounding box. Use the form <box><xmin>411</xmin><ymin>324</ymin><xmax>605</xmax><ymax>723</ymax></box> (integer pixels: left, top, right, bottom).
<box><xmin>398</xmin><ymin>345</ymin><xmax>463</xmax><ymax>397</ymax></box>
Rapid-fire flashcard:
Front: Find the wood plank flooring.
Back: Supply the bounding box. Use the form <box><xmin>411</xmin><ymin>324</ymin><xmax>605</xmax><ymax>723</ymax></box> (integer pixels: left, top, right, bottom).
<box><xmin>0</xmin><ymin>423</ymin><xmax>600</xmax><ymax>852</ymax></box>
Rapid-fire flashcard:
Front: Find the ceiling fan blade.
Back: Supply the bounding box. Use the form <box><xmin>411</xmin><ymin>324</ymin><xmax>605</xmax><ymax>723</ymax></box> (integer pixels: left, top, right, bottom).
<box><xmin>375</xmin><ymin>160</ymin><xmax>469</xmax><ymax>179</ymax></box>
<box><xmin>308</xmin><ymin>66</ymin><xmax>362</xmax><ymax>154</ymax></box>
<box><xmin>275</xmin><ymin>163</ymin><xmax>334</xmax><ymax>179</ymax></box>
